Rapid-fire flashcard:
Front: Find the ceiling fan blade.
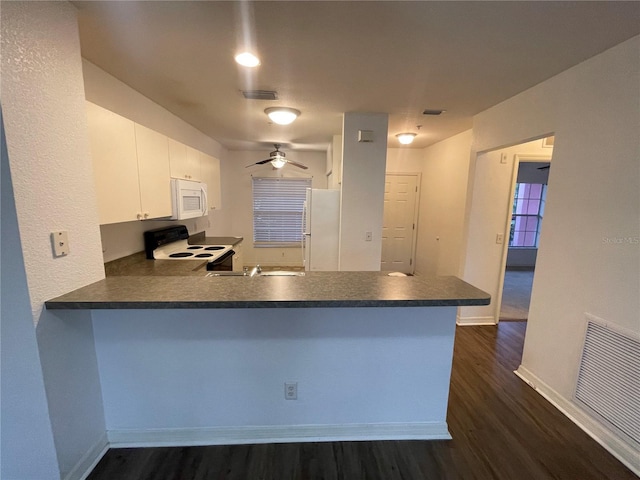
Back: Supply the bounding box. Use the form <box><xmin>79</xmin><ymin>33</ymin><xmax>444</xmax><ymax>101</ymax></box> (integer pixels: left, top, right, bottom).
<box><xmin>245</xmin><ymin>158</ymin><xmax>273</xmax><ymax>167</ymax></box>
<box><xmin>287</xmin><ymin>160</ymin><xmax>309</xmax><ymax>170</ymax></box>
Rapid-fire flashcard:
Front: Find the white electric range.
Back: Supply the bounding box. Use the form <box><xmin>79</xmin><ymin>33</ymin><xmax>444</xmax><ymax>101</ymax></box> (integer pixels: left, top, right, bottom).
<box><xmin>144</xmin><ymin>226</ymin><xmax>235</xmax><ymax>270</ymax></box>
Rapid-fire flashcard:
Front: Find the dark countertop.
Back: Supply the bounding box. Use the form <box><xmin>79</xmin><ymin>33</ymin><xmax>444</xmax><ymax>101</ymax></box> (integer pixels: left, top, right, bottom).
<box><xmin>188</xmin><ymin>232</ymin><xmax>243</xmax><ymax>247</ymax></box>
<box><xmin>105</xmin><ymin>252</ymin><xmax>211</xmax><ymax>276</ymax></box>
<box><xmin>45</xmin><ymin>271</ymin><xmax>490</xmax><ymax>310</ymax></box>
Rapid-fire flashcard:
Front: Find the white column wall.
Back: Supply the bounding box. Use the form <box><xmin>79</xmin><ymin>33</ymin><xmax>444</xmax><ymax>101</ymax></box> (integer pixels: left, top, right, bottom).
<box><xmin>339</xmin><ymin>113</ymin><xmax>388</xmax><ymax>271</ymax></box>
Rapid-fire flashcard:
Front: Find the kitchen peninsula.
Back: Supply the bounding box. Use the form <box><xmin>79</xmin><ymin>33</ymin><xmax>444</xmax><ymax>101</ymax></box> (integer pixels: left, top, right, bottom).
<box><xmin>46</xmin><ymin>271</ymin><xmax>489</xmax><ymax>447</ymax></box>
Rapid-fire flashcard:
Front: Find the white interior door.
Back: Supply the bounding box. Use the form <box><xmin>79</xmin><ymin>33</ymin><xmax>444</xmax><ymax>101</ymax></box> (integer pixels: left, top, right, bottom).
<box><xmin>381</xmin><ymin>174</ymin><xmax>419</xmax><ymax>273</ymax></box>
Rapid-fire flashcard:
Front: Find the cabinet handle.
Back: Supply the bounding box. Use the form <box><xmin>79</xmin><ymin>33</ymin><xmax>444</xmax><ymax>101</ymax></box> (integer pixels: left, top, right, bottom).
<box><xmin>137</xmin><ymin>213</ymin><xmax>143</xmax><ymax>220</ymax></box>
<box><xmin>143</xmin><ymin>212</ymin><xmax>149</xmax><ymax>219</ymax></box>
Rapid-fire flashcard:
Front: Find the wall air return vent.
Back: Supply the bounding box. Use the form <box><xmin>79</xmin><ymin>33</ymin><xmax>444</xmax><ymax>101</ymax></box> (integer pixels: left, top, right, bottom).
<box><xmin>575</xmin><ymin>314</ymin><xmax>640</xmax><ymax>446</ymax></box>
<box><xmin>242</xmin><ymin>90</ymin><xmax>278</xmax><ymax>100</ymax></box>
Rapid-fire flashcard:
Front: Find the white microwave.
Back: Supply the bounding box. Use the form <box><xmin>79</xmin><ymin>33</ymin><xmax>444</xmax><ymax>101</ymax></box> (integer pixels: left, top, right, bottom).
<box><xmin>170</xmin><ymin>178</ymin><xmax>208</xmax><ymax>220</ymax></box>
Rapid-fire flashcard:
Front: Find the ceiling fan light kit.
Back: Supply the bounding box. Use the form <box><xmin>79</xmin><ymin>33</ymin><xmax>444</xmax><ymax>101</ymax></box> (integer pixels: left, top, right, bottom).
<box><xmin>265</xmin><ymin>107</ymin><xmax>300</xmax><ymax>125</ymax></box>
<box><xmin>270</xmin><ymin>155</ymin><xmax>287</xmax><ymax>169</ymax></box>
<box><xmin>245</xmin><ymin>144</ymin><xmax>308</xmax><ymax>170</ymax></box>
<box><xmin>396</xmin><ymin>132</ymin><xmax>417</xmax><ymax>145</ymax></box>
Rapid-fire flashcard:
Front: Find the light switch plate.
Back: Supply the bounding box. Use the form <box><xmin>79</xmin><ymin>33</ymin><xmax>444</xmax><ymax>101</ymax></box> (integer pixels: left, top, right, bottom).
<box><xmin>51</xmin><ymin>231</ymin><xmax>69</xmax><ymax>257</ymax></box>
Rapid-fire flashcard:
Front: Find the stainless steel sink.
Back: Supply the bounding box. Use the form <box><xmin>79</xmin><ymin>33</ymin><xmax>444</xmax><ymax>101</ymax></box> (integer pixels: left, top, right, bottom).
<box><xmin>205</xmin><ymin>270</ymin><xmax>305</xmax><ymax>277</ymax></box>
<box><xmin>258</xmin><ymin>271</ymin><xmax>305</xmax><ymax>276</ymax></box>
<box><xmin>205</xmin><ymin>272</ymin><xmax>247</xmax><ymax>277</ymax></box>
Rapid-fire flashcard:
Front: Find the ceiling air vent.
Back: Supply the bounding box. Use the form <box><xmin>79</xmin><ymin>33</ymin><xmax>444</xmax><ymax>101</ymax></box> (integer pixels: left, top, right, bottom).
<box><xmin>242</xmin><ymin>90</ymin><xmax>278</xmax><ymax>100</ymax></box>
<box><xmin>423</xmin><ymin>109</ymin><xmax>446</xmax><ymax>116</ymax></box>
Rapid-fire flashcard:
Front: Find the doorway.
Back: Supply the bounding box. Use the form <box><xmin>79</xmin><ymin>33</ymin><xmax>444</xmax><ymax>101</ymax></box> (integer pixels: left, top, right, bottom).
<box><xmin>498</xmin><ymin>156</ymin><xmax>551</xmax><ymax>322</ymax></box>
<box><xmin>380</xmin><ymin>173</ymin><xmax>420</xmax><ymax>274</ymax></box>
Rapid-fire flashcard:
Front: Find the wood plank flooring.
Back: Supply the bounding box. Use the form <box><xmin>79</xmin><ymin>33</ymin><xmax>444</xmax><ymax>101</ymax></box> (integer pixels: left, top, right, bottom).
<box><xmin>87</xmin><ymin>322</ymin><xmax>635</xmax><ymax>480</ymax></box>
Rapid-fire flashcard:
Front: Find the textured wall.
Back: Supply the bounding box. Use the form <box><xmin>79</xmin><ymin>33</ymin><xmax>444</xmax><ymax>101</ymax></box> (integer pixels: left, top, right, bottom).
<box><xmin>1</xmin><ymin>1</ymin><xmax>105</xmax><ymax>323</ymax></box>
<box><xmin>1</xmin><ymin>3</ymin><xmax>108</xmax><ymax>479</ymax></box>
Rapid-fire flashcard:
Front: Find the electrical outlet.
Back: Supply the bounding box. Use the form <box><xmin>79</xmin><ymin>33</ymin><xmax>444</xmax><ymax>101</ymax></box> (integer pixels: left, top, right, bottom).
<box><xmin>284</xmin><ymin>382</ymin><xmax>298</xmax><ymax>400</ymax></box>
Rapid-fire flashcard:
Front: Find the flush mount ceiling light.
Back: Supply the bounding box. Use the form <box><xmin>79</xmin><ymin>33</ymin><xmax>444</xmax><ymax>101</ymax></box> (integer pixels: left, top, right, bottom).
<box><xmin>234</xmin><ymin>52</ymin><xmax>260</xmax><ymax>67</ymax></box>
<box><xmin>396</xmin><ymin>132</ymin><xmax>417</xmax><ymax>145</ymax></box>
<box><xmin>265</xmin><ymin>107</ymin><xmax>301</xmax><ymax>125</ymax></box>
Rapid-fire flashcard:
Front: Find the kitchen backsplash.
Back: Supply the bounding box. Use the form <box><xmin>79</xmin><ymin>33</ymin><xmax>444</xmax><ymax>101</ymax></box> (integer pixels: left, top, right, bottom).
<box><xmin>100</xmin><ymin>217</ymin><xmax>203</xmax><ymax>263</ymax></box>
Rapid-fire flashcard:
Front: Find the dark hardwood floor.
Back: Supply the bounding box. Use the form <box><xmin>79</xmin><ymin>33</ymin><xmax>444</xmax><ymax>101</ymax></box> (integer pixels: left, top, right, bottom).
<box><xmin>87</xmin><ymin>322</ymin><xmax>635</xmax><ymax>480</ymax></box>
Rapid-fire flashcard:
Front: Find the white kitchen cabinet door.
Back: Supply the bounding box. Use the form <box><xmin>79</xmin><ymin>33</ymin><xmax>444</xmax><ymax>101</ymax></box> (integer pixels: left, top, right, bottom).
<box><xmin>87</xmin><ymin>102</ymin><xmax>141</xmax><ymax>224</ymax></box>
<box><xmin>200</xmin><ymin>152</ymin><xmax>221</xmax><ymax>210</ymax></box>
<box><xmin>134</xmin><ymin>123</ymin><xmax>172</xmax><ymax>220</ymax></box>
<box><xmin>185</xmin><ymin>146</ymin><xmax>202</xmax><ymax>181</ymax></box>
<box><xmin>168</xmin><ymin>138</ymin><xmax>201</xmax><ymax>181</ymax></box>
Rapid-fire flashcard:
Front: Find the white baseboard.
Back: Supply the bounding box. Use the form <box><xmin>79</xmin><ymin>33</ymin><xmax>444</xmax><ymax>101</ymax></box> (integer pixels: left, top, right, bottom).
<box><xmin>63</xmin><ymin>432</ymin><xmax>109</xmax><ymax>480</ymax></box>
<box><xmin>514</xmin><ymin>365</ymin><xmax>640</xmax><ymax>476</ymax></box>
<box><xmin>107</xmin><ymin>422</ymin><xmax>451</xmax><ymax>448</ymax></box>
<box><xmin>456</xmin><ymin>315</ymin><xmax>496</xmax><ymax>326</ymax></box>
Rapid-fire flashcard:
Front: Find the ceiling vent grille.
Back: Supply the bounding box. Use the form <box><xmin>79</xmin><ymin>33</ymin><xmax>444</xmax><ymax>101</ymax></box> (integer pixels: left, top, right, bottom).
<box><xmin>423</xmin><ymin>109</ymin><xmax>445</xmax><ymax>116</ymax></box>
<box><xmin>242</xmin><ymin>90</ymin><xmax>278</xmax><ymax>100</ymax></box>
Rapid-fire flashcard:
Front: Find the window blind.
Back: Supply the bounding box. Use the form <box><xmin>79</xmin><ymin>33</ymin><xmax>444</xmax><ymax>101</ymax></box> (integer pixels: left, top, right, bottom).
<box><xmin>252</xmin><ymin>177</ymin><xmax>311</xmax><ymax>247</ymax></box>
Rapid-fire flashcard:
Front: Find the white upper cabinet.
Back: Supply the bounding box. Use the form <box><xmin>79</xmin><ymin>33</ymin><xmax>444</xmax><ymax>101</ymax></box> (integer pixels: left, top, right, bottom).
<box><xmin>87</xmin><ymin>102</ymin><xmax>173</xmax><ymax>224</ymax></box>
<box><xmin>134</xmin><ymin>123</ymin><xmax>172</xmax><ymax>220</ymax></box>
<box><xmin>200</xmin><ymin>152</ymin><xmax>221</xmax><ymax>210</ymax></box>
<box><xmin>168</xmin><ymin>139</ymin><xmax>201</xmax><ymax>181</ymax></box>
<box><xmin>87</xmin><ymin>102</ymin><xmax>142</xmax><ymax>225</ymax></box>
<box><xmin>87</xmin><ymin>102</ymin><xmax>223</xmax><ymax>224</ymax></box>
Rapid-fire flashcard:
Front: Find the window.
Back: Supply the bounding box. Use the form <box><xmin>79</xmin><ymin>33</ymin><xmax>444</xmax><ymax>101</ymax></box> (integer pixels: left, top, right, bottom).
<box><xmin>252</xmin><ymin>177</ymin><xmax>312</xmax><ymax>247</ymax></box>
<box><xmin>509</xmin><ymin>183</ymin><xmax>547</xmax><ymax>248</ymax></box>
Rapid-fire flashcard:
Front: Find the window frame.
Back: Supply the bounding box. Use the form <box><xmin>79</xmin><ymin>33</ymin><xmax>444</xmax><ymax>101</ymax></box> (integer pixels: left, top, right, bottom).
<box><xmin>252</xmin><ymin>176</ymin><xmax>312</xmax><ymax>248</ymax></box>
<box><xmin>509</xmin><ymin>182</ymin><xmax>547</xmax><ymax>249</ymax></box>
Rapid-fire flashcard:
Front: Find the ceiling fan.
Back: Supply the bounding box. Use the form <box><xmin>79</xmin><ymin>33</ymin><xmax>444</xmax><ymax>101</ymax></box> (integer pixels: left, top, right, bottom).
<box><xmin>245</xmin><ymin>144</ymin><xmax>308</xmax><ymax>170</ymax></box>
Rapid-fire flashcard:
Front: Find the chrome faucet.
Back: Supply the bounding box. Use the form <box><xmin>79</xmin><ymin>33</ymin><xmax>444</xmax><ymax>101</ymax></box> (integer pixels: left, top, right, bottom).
<box><xmin>249</xmin><ymin>264</ymin><xmax>262</xmax><ymax>277</ymax></box>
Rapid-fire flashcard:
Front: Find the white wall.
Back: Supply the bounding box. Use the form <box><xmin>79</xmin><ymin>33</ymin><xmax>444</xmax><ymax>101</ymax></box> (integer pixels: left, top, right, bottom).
<box><xmin>92</xmin><ymin>307</ymin><xmax>457</xmax><ymax>444</ymax></box>
<box><xmin>224</xmin><ymin>150</ymin><xmax>327</xmax><ymax>267</ymax></box>
<box><xmin>459</xmin><ymin>139</ymin><xmax>551</xmax><ymax>324</ymax></box>
<box><xmin>471</xmin><ymin>36</ymin><xmax>640</xmax><ymax>471</ymax></box>
<box><xmin>1</xmin><ymin>111</ymin><xmax>60</xmax><ymax>480</ymax></box>
<box><xmin>339</xmin><ymin>113</ymin><xmax>388</xmax><ymax>270</ymax></box>
<box><xmin>386</xmin><ymin>147</ymin><xmax>424</xmax><ymax>173</ymax></box>
<box><xmin>1</xmin><ymin>2</ymin><xmax>107</xmax><ymax>478</ymax></box>
<box><xmin>415</xmin><ymin>130</ymin><xmax>473</xmax><ymax>276</ymax></box>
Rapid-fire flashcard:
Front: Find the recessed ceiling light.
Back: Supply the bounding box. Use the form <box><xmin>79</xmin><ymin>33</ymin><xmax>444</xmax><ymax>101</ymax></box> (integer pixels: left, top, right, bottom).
<box><xmin>396</xmin><ymin>133</ymin><xmax>417</xmax><ymax>145</ymax></box>
<box><xmin>265</xmin><ymin>107</ymin><xmax>300</xmax><ymax>125</ymax></box>
<box><xmin>235</xmin><ymin>52</ymin><xmax>260</xmax><ymax>67</ymax></box>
